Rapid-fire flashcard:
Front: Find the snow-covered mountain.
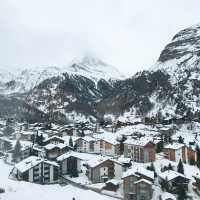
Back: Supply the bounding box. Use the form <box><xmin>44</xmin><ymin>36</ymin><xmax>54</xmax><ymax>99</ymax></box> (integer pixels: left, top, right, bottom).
<box><xmin>153</xmin><ymin>23</ymin><xmax>200</xmax><ymax>84</ymax></box>
<box><xmin>2</xmin><ymin>24</ymin><xmax>200</xmax><ymax>123</ymax></box>
<box><xmin>0</xmin><ymin>56</ymin><xmax>124</xmax><ymax>94</ymax></box>
<box><xmin>97</xmin><ymin>23</ymin><xmax>200</xmax><ymax>120</ymax></box>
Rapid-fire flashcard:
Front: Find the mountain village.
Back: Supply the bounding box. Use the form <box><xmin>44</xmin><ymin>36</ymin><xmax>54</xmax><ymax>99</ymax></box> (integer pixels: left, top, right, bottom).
<box><xmin>1</xmin><ymin>115</ymin><xmax>200</xmax><ymax>200</ymax></box>
<box><xmin>1</xmin><ymin>5</ymin><xmax>200</xmax><ymax>199</ymax></box>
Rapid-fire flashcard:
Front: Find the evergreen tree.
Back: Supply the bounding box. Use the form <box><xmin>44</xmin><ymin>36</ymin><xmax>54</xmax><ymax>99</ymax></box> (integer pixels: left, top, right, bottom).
<box><xmin>178</xmin><ymin>136</ymin><xmax>184</xmax><ymax>144</ymax></box>
<box><xmin>35</xmin><ymin>132</ymin><xmax>44</xmax><ymax>146</ymax></box>
<box><xmin>147</xmin><ymin>162</ymin><xmax>157</xmax><ymax>177</ymax></box>
<box><xmin>177</xmin><ymin>185</ymin><xmax>187</xmax><ymax>200</ymax></box>
<box><xmin>196</xmin><ymin>145</ymin><xmax>200</xmax><ymax>168</ymax></box>
<box><xmin>177</xmin><ymin>159</ymin><xmax>184</xmax><ymax>175</ymax></box>
<box><xmin>79</xmin><ymin>129</ymin><xmax>85</xmax><ymax>137</ymax></box>
<box><xmin>168</xmin><ymin>163</ymin><xmax>173</xmax><ymax>171</ymax></box>
<box><xmin>156</xmin><ymin>136</ymin><xmax>164</xmax><ymax>153</ymax></box>
<box><xmin>69</xmin><ymin>136</ymin><xmax>73</xmax><ymax>148</ymax></box>
<box><xmin>12</xmin><ymin>140</ymin><xmax>22</xmax><ymax>163</ymax></box>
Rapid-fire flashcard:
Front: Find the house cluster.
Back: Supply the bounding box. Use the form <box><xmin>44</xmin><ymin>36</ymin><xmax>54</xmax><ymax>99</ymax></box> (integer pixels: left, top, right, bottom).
<box><xmin>1</xmin><ymin>119</ymin><xmax>200</xmax><ymax>200</ymax></box>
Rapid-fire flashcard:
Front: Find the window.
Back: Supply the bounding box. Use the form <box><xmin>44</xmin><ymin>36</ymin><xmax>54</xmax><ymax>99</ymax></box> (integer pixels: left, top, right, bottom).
<box><xmin>140</xmin><ymin>196</ymin><xmax>145</xmax><ymax>200</ymax></box>
<box><xmin>129</xmin><ymin>194</ymin><xmax>134</xmax><ymax>200</ymax></box>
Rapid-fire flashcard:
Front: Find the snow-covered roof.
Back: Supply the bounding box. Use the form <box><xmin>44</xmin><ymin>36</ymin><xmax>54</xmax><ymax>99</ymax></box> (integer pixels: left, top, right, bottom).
<box><xmin>87</xmin><ymin>157</ymin><xmax>109</xmax><ymax>168</ymax></box>
<box><xmin>44</xmin><ymin>135</ymin><xmax>64</xmax><ymax>142</ymax></box>
<box><xmin>158</xmin><ymin>170</ymin><xmax>188</xmax><ymax>181</ymax></box>
<box><xmin>164</xmin><ymin>143</ymin><xmax>185</xmax><ymax>150</ymax></box>
<box><xmin>134</xmin><ymin>178</ymin><xmax>152</xmax><ymax>185</ymax></box>
<box><xmin>57</xmin><ymin>151</ymin><xmax>97</xmax><ymax>162</ymax></box>
<box><xmin>79</xmin><ymin>136</ymin><xmax>96</xmax><ymax>143</ymax></box>
<box><xmin>57</xmin><ymin>151</ymin><xmax>84</xmax><ymax>161</ymax></box>
<box><xmin>44</xmin><ymin>143</ymin><xmax>71</xmax><ymax>150</ymax></box>
<box><xmin>14</xmin><ymin>156</ymin><xmax>58</xmax><ymax>173</ymax></box>
<box><xmin>106</xmin><ymin>179</ymin><xmax>122</xmax><ymax>186</ymax></box>
<box><xmin>124</xmin><ymin>137</ymin><xmax>153</xmax><ymax>146</ymax></box>
<box><xmin>123</xmin><ymin>167</ymin><xmax>154</xmax><ymax>180</ymax></box>
<box><xmin>161</xmin><ymin>192</ymin><xmax>176</xmax><ymax>200</ymax></box>
<box><xmin>118</xmin><ymin>156</ymin><xmax>131</xmax><ymax>164</ymax></box>
<box><xmin>93</xmin><ymin>133</ymin><xmax>119</xmax><ymax>145</ymax></box>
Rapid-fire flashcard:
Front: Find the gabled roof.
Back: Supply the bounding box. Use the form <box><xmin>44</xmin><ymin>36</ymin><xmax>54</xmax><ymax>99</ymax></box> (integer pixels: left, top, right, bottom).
<box><xmin>44</xmin><ymin>135</ymin><xmax>65</xmax><ymax>142</ymax></box>
<box><xmin>87</xmin><ymin>157</ymin><xmax>110</xmax><ymax>168</ymax></box>
<box><xmin>57</xmin><ymin>151</ymin><xmax>84</xmax><ymax>161</ymax></box>
<box><xmin>57</xmin><ymin>151</ymin><xmax>97</xmax><ymax>162</ymax></box>
<box><xmin>158</xmin><ymin>170</ymin><xmax>189</xmax><ymax>181</ymax></box>
<box><xmin>14</xmin><ymin>156</ymin><xmax>58</xmax><ymax>173</ymax></box>
<box><xmin>164</xmin><ymin>143</ymin><xmax>185</xmax><ymax>150</ymax></box>
<box><xmin>124</xmin><ymin>137</ymin><xmax>154</xmax><ymax>147</ymax></box>
<box><xmin>123</xmin><ymin>166</ymin><xmax>154</xmax><ymax>180</ymax></box>
<box><xmin>134</xmin><ymin>178</ymin><xmax>152</xmax><ymax>185</ymax></box>
<box><xmin>44</xmin><ymin>143</ymin><xmax>72</xmax><ymax>150</ymax></box>
<box><xmin>78</xmin><ymin>136</ymin><xmax>96</xmax><ymax>142</ymax></box>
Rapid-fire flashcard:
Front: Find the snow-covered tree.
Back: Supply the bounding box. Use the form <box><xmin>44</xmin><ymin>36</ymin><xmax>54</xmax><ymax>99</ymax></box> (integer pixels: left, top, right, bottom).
<box><xmin>12</xmin><ymin>140</ymin><xmax>22</xmax><ymax>163</ymax></box>
<box><xmin>177</xmin><ymin>159</ymin><xmax>184</xmax><ymax>175</ymax></box>
<box><xmin>69</xmin><ymin>136</ymin><xmax>73</xmax><ymax>148</ymax></box>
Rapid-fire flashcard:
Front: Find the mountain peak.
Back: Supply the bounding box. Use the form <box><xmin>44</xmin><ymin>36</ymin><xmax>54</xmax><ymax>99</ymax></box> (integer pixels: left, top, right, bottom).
<box><xmin>151</xmin><ymin>23</ymin><xmax>200</xmax><ymax>80</ymax></box>
<box><xmin>66</xmin><ymin>55</ymin><xmax>125</xmax><ymax>81</ymax></box>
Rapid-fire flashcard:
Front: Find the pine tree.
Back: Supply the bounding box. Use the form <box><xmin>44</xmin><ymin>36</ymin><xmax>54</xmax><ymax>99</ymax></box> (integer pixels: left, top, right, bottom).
<box><xmin>12</xmin><ymin>140</ymin><xmax>22</xmax><ymax>163</ymax></box>
<box><xmin>69</xmin><ymin>136</ymin><xmax>73</xmax><ymax>148</ymax></box>
<box><xmin>177</xmin><ymin>185</ymin><xmax>187</xmax><ymax>200</ymax></box>
<box><xmin>168</xmin><ymin>163</ymin><xmax>173</xmax><ymax>171</ymax></box>
<box><xmin>177</xmin><ymin>159</ymin><xmax>184</xmax><ymax>175</ymax></box>
<box><xmin>178</xmin><ymin>136</ymin><xmax>184</xmax><ymax>144</ymax></box>
<box><xmin>196</xmin><ymin>145</ymin><xmax>200</xmax><ymax>168</ymax></box>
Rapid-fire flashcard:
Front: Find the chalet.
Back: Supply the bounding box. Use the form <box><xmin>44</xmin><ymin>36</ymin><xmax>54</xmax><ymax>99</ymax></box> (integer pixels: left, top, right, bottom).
<box><xmin>44</xmin><ymin>143</ymin><xmax>72</xmax><ymax>160</ymax></box>
<box><xmin>124</xmin><ymin>138</ymin><xmax>155</xmax><ymax>163</ymax></box>
<box><xmin>0</xmin><ymin>137</ymin><xmax>12</xmax><ymax>152</ymax></box>
<box><xmin>158</xmin><ymin>170</ymin><xmax>190</xmax><ymax>191</ymax></box>
<box><xmin>93</xmin><ymin>138</ymin><xmax>120</xmax><ymax>156</ymax></box>
<box><xmin>76</xmin><ymin>136</ymin><xmax>95</xmax><ymax>153</ymax></box>
<box><xmin>43</xmin><ymin>136</ymin><xmax>65</xmax><ymax>146</ymax></box>
<box><xmin>59</xmin><ymin>125</ymin><xmax>75</xmax><ymax>137</ymax></box>
<box><xmin>31</xmin><ymin>146</ymin><xmax>46</xmax><ymax>158</ymax></box>
<box><xmin>87</xmin><ymin>157</ymin><xmax>123</xmax><ymax>183</ymax></box>
<box><xmin>103</xmin><ymin>124</ymin><xmax>115</xmax><ymax>133</ymax></box>
<box><xmin>163</xmin><ymin>143</ymin><xmax>185</xmax><ymax>162</ymax></box>
<box><xmin>103</xmin><ymin>179</ymin><xmax>122</xmax><ymax>192</ymax></box>
<box><xmin>57</xmin><ymin>152</ymin><xmax>83</xmax><ymax>176</ymax></box>
<box><xmin>15</xmin><ymin>131</ymin><xmax>35</xmax><ymax>141</ymax></box>
<box><xmin>163</xmin><ymin>143</ymin><xmax>197</xmax><ymax>163</ymax></box>
<box><xmin>123</xmin><ymin>167</ymin><xmax>154</xmax><ymax>183</ymax></box>
<box><xmin>12</xmin><ymin>156</ymin><xmax>59</xmax><ymax>184</ymax></box>
<box><xmin>123</xmin><ymin>168</ymin><xmax>153</xmax><ymax>200</ymax></box>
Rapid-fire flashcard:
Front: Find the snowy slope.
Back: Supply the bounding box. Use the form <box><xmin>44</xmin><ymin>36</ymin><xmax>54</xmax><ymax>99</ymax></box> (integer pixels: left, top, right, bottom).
<box><xmin>0</xmin><ymin>56</ymin><xmax>124</xmax><ymax>94</ymax></box>
<box><xmin>0</xmin><ymin>159</ymin><xmax>115</xmax><ymax>200</ymax></box>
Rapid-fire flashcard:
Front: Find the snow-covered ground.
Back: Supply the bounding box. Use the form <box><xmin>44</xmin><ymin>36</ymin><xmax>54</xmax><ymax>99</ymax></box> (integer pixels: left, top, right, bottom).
<box><xmin>0</xmin><ymin>159</ymin><xmax>115</xmax><ymax>200</ymax></box>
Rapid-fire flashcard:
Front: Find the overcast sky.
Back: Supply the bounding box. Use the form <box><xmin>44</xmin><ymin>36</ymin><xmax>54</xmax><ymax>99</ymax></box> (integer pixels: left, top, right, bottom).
<box><xmin>1</xmin><ymin>0</ymin><xmax>200</xmax><ymax>76</ymax></box>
